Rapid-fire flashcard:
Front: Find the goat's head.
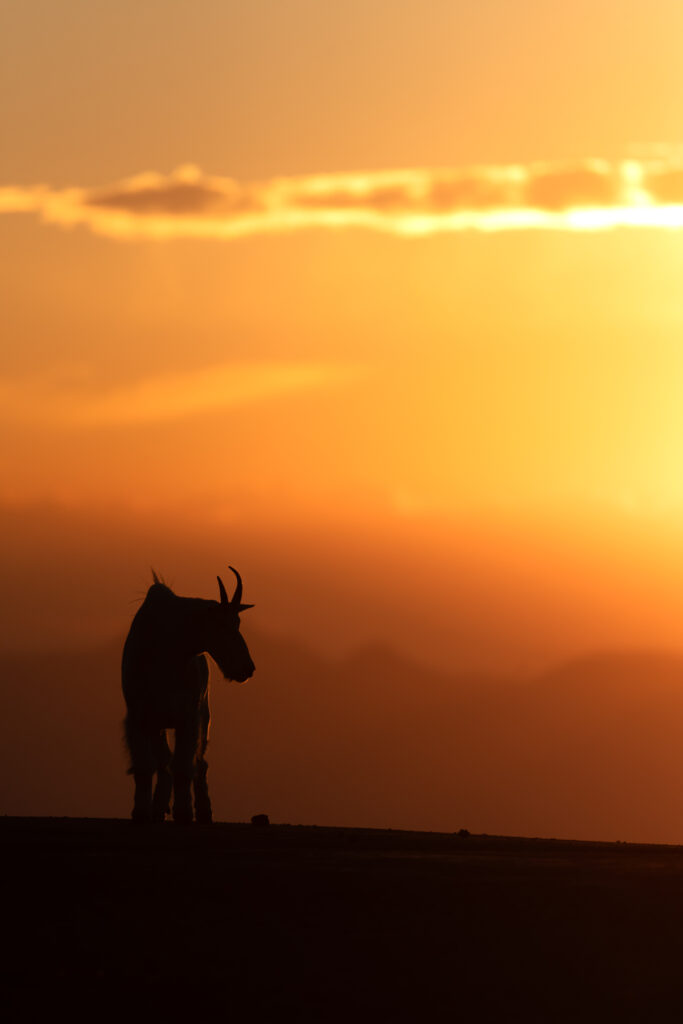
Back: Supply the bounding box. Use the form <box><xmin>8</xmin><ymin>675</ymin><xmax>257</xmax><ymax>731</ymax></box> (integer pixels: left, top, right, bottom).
<box><xmin>205</xmin><ymin>567</ymin><xmax>255</xmax><ymax>683</ymax></box>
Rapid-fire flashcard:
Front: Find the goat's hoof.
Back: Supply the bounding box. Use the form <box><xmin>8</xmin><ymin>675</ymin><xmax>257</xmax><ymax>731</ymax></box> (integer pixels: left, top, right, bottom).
<box><xmin>172</xmin><ymin>811</ymin><xmax>194</xmax><ymax>825</ymax></box>
<box><xmin>131</xmin><ymin>809</ymin><xmax>153</xmax><ymax>825</ymax></box>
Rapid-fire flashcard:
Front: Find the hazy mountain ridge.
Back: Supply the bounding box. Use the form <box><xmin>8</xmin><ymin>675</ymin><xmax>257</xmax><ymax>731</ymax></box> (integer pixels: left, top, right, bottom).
<box><xmin>2</xmin><ymin>633</ymin><xmax>683</xmax><ymax>843</ymax></box>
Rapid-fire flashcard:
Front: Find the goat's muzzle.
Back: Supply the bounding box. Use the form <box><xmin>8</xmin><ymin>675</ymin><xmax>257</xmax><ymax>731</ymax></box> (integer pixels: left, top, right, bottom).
<box><xmin>230</xmin><ymin>662</ymin><xmax>255</xmax><ymax>684</ymax></box>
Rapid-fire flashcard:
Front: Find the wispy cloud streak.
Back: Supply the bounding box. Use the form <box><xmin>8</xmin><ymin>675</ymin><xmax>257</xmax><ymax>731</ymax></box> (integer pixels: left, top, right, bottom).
<box><xmin>3</xmin><ymin>157</ymin><xmax>683</xmax><ymax>240</ymax></box>
<box><xmin>0</xmin><ymin>362</ymin><xmax>358</xmax><ymax>426</ymax></box>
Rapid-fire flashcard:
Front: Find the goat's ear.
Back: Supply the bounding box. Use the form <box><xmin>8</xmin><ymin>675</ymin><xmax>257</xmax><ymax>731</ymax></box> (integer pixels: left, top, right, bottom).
<box><xmin>238</xmin><ymin>603</ymin><xmax>255</xmax><ymax>612</ymax></box>
<box><xmin>217</xmin><ymin>575</ymin><xmax>229</xmax><ymax>605</ymax></box>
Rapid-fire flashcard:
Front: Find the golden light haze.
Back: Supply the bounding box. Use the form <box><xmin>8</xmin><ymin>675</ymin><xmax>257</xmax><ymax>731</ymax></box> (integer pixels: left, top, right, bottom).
<box><xmin>4</xmin><ymin>2</ymin><xmax>683</xmax><ymax>181</ymax></box>
<box><xmin>3</xmin><ymin>1</ymin><xmax>683</xmax><ymax>840</ymax></box>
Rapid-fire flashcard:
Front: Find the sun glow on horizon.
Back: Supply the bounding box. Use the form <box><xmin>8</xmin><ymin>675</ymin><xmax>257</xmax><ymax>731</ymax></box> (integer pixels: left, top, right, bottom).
<box><xmin>5</xmin><ymin>0</ymin><xmax>683</xmax><ymax>843</ymax></box>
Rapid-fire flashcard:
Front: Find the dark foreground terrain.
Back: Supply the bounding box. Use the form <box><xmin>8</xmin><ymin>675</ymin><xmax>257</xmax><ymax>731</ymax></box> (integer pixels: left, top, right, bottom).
<box><xmin>5</xmin><ymin>818</ymin><xmax>683</xmax><ymax>1021</ymax></box>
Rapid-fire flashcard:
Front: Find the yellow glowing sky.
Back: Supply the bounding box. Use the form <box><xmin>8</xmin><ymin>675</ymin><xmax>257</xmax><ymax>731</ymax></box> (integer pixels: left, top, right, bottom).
<box><xmin>3</xmin><ymin>0</ymin><xmax>683</xmax><ymax>670</ymax></box>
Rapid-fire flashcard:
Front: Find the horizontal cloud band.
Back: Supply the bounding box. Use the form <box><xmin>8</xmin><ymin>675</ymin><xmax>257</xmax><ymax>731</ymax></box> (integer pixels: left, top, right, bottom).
<box><xmin>3</xmin><ymin>158</ymin><xmax>683</xmax><ymax>240</ymax></box>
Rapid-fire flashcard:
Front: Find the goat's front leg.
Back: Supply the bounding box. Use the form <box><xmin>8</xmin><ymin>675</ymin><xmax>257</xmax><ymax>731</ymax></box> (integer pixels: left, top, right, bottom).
<box><xmin>172</xmin><ymin>718</ymin><xmax>199</xmax><ymax>824</ymax></box>
<box><xmin>193</xmin><ymin>700</ymin><xmax>212</xmax><ymax>824</ymax></box>
<box><xmin>152</xmin><ymin>730</ymin><xmax>173</xmax><ymax>821</ymax></box>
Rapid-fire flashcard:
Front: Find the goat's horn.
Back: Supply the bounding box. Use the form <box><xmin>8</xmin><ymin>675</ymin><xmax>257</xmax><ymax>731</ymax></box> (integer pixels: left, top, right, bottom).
<box><xmin>217</xmin><ymin>575</ymin><xmax>229</xmax><ymax>605</ymax></box>
<box><xmin>228</xmin><ymin>566</ymin><xmax>243</xmax><ymax>607</ymax></box>
<box><xmin>152</xmin><ymin>569</ymin><xmax>160</xmax><ymax>584</ymax></box>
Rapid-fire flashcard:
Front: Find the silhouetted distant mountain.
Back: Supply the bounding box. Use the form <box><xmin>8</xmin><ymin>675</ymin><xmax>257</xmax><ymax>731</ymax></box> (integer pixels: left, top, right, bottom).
<box><xmin>2</xmin><ymin>634</ymin><xmax>683</xmax><ymax>844</ymax></box>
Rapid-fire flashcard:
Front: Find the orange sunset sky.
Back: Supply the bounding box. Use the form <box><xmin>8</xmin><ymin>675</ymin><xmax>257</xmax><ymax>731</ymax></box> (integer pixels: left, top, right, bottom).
<box><xmin>3</xmin><ymin>2</ymin><xmax>683</xmax><ymax>839</ymax></box>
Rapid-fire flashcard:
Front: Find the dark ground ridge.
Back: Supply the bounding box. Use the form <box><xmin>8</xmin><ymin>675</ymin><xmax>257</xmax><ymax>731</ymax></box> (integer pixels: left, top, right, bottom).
<box><xmin>5</xmin><ymin>817</ymin><xmax>683</xmax><ymax>1021</ymax></box>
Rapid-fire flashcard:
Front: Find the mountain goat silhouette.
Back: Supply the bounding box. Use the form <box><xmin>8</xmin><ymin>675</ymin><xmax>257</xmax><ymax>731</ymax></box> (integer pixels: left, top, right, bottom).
<box><xmin>122</xmin><ymin>569</ymin><xmax>255</xmax><ymax>823</ymax></box>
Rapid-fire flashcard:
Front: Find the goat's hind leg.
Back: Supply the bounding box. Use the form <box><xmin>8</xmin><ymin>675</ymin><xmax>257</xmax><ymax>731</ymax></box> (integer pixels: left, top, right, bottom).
<box><xmin>125</xmin><ymin>716</ymin><xmax>155</xmax><ymax>824</ymax></box>
<box><xmin>151</xmin><ymin>730</ymin><xmax>172</xmax><ymax>822</ymax></box>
